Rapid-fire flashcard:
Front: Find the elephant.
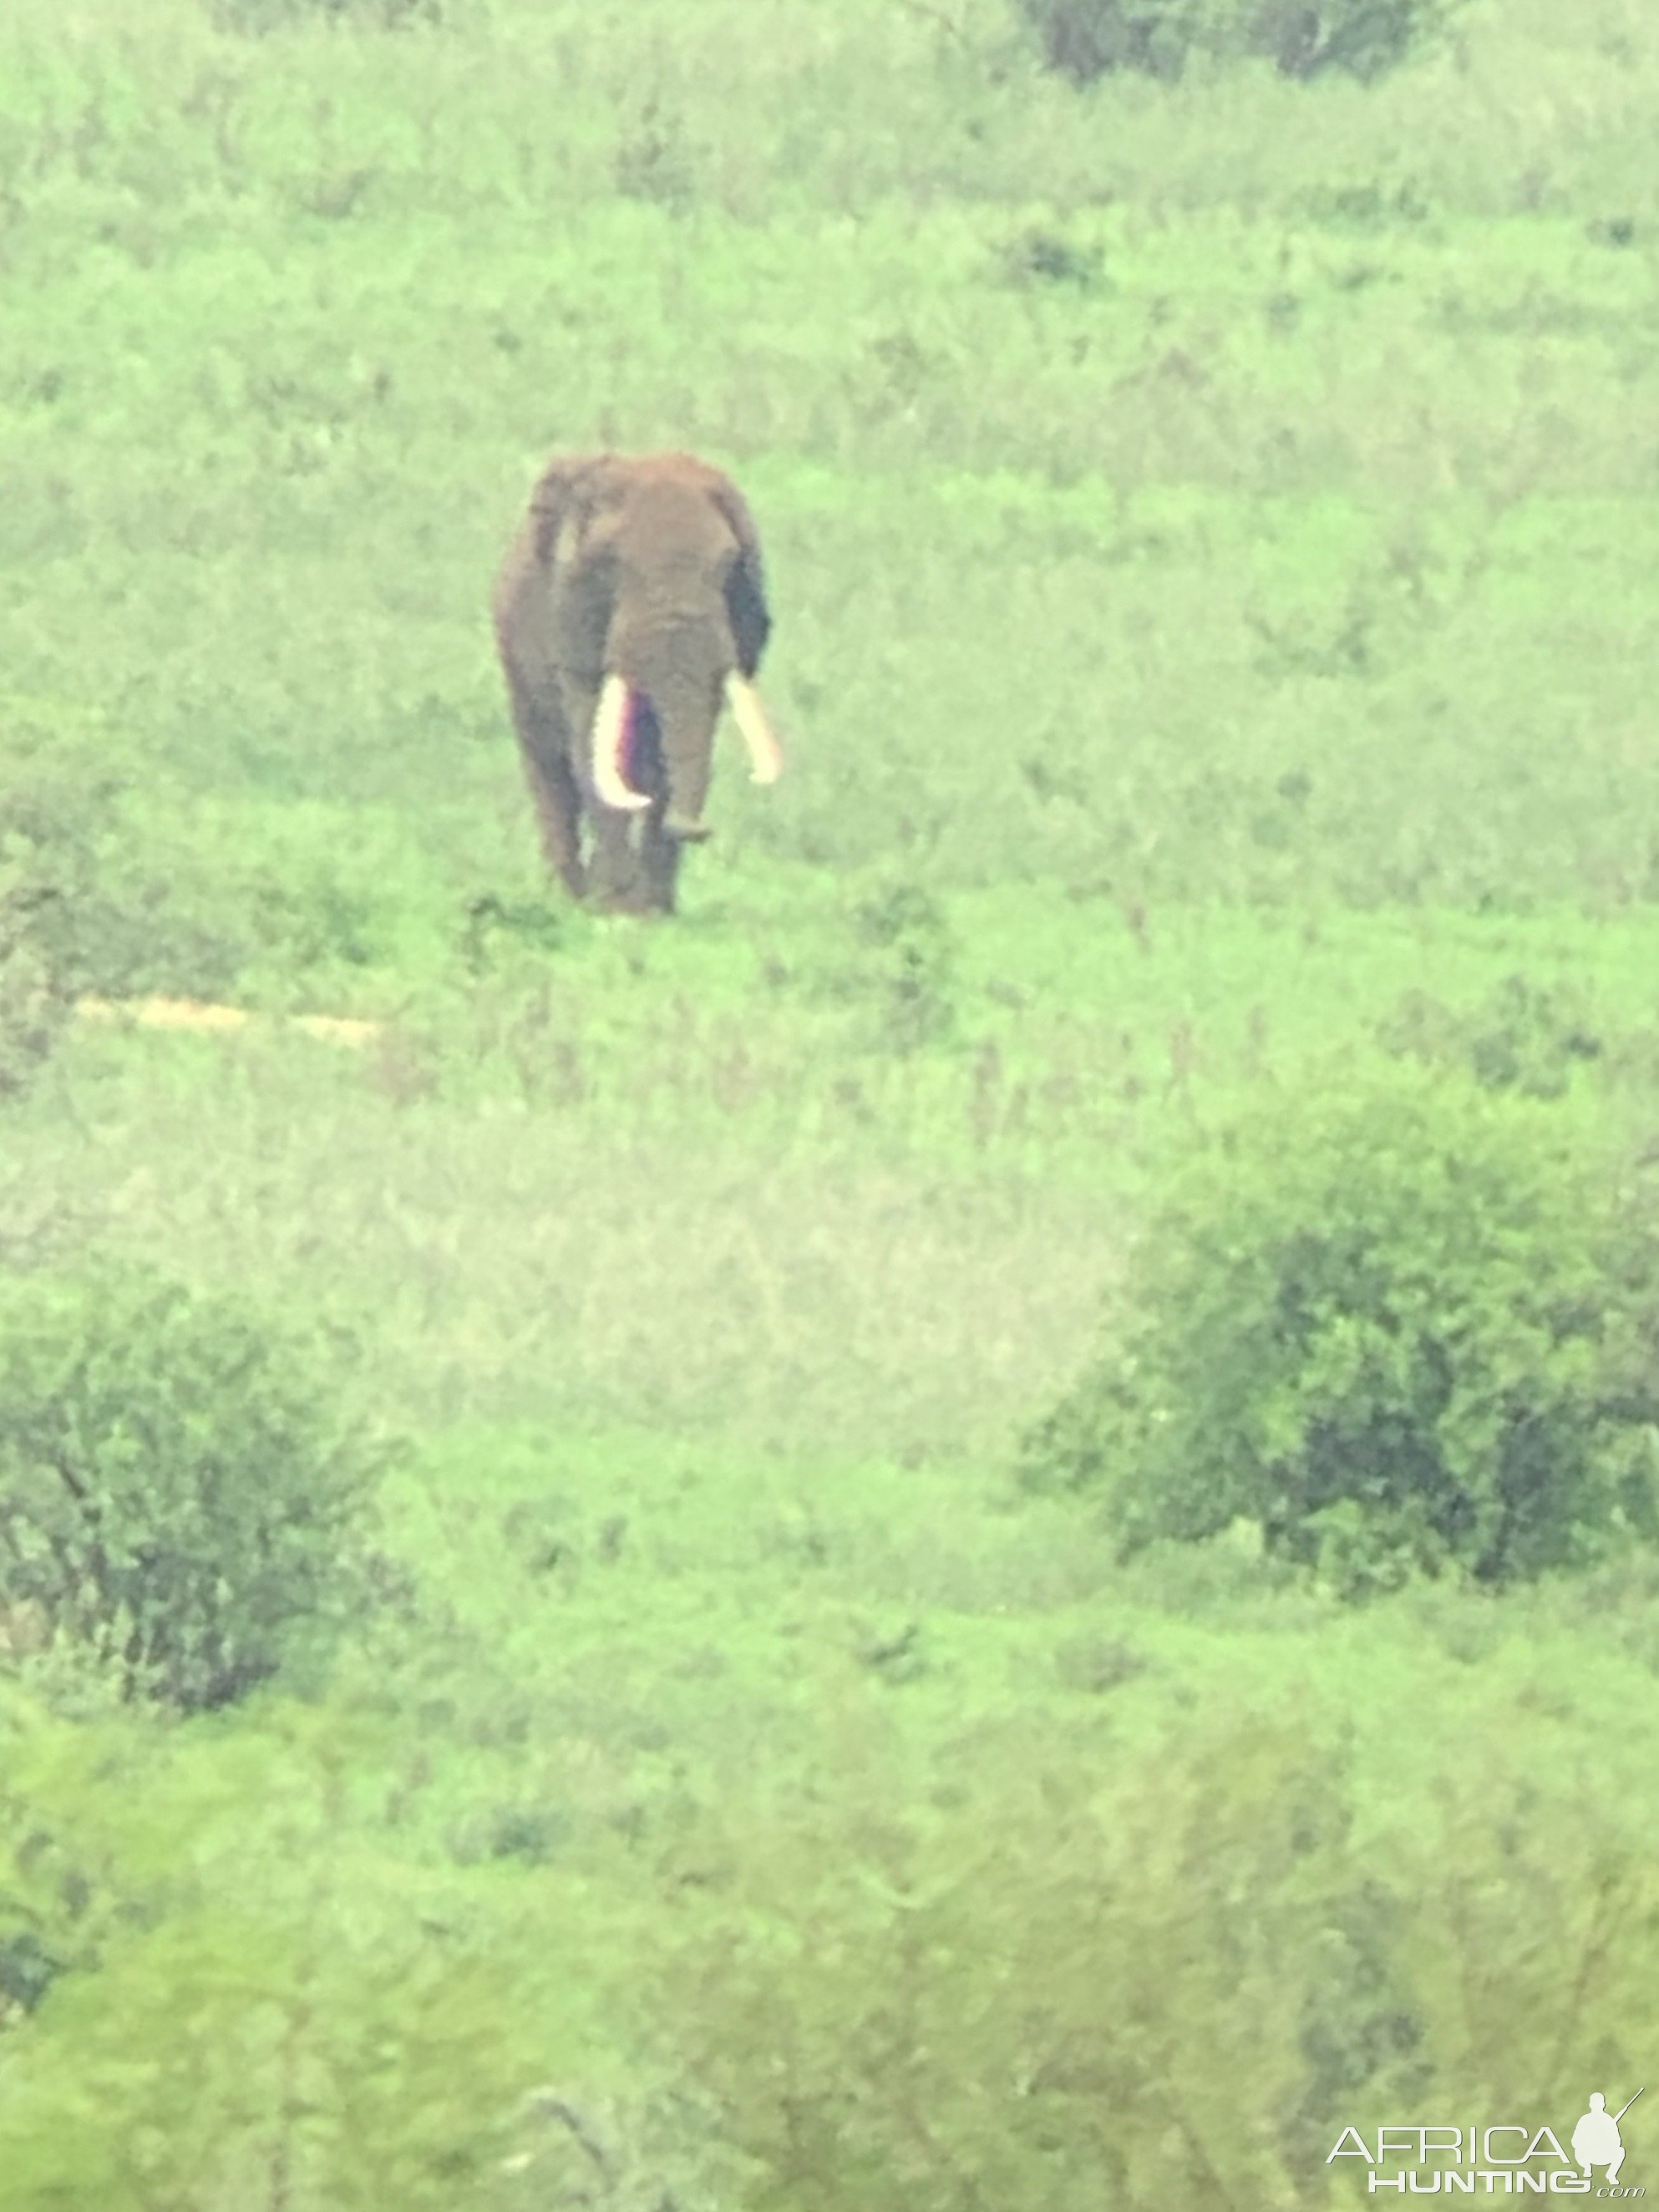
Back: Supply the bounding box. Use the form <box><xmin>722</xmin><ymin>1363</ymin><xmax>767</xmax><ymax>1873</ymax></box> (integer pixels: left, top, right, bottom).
<box><xmin>491</xmin><ymin>450</ymin><xmax>784</xmax><ymax>915</ymax></box>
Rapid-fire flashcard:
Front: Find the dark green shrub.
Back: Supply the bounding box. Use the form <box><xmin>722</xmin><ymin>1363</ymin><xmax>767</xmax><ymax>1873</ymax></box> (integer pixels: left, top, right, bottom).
<box><xmin>459</xmin><ymin>891</ymin><xmax>565</xmax><ymax>976</ymax></box>
<box><xmin>209</xmin><ymin>0</ymin><xmax>443</xmax><ymax>33</ymax></box>
<box><xmin>75</xmin><ymin>797</ymin><xmax>418</xmax><ymax>1005</ymax></box>
<box><xmin>0</xmin><ymin>703</ymin><xmax>118</xmax><ymax>1099</ymax></box>
<box><xmin>1017</xmin><ymin>0</ymin><xmax>1193</xmax><ymax>81</ymax></box>
<box><xmin>848</xmin><ymin>880</ymin><xmax>958</xmax><ymax>1053</ymax></box>
<box><xmin>0</xmin><ymin>1270</ymin><xmax>388</xmax><ymax>1709</ymax></box>
<box><xmin>1022</xmin><ymin>1067</ymin><xmax>1659</xmax><ymax>1593</ymax></box>
<box><xmin>0</xmin><ymin>919</ymin><xmax>62</xmax><ymax>1103</ymax></box>
<box><xmin>784</xmin><ymin>875</ymin><xmax>960</xmax><ymax>1052</ymax></box>
<box><xmin>614</xmin><ymin>100</ymin><xmax>698</xmax><ymax>214</ymax></box>
<box><xmin>997</xmin><ymin>226</ymin><xmax>1109</xmax><ymax>292</ymax></box>
<box><xmin>0</xmin><ymin>712</ymin><xmax>310</xmax><ymax>1024</ymax></box>
<box><xmin>654</xmin><ymin>1711</ymin><xmax>1425</xmax><ymax>2211</ymax></box>
<box><xmin>0</xmin><ymin>1931</ymin><xmax>65</xmax><ymax>2023</ymax></box>
<box><xmin>1013</xmin><ymin>0</ymin><xmax>1458</xmax><ymax>85</ymax></box>
<box><xmin>1377</xmin><ymin>973</ymin><xmax>1603</xmax><ymax>1100</ymax></box>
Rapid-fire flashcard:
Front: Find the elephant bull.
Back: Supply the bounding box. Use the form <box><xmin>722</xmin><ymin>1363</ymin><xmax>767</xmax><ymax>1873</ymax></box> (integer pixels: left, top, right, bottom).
<box><xmin>491</xmin><ymin>450</ymin><xmax>784</xmax><ymax>915</ymax></box>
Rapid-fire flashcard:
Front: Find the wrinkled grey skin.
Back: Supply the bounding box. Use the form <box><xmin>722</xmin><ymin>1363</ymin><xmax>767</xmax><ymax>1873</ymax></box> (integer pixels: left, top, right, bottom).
<box><xmin>491</xmin><ymin>451</ymin><xmax>774</xmax><ymax>915</ymax></box>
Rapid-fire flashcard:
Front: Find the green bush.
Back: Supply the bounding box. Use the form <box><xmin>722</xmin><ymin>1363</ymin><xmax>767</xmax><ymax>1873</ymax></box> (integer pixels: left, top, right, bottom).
<box><xmin>0</xmin><ymin>703</ymin><xmax>119</xmax><ymax>1101</ymax></box>
<box><xmin>0</xmin><ymin>1270</ymin><xmax>388</xmax><ymax>1710</ymax></box>
<box><xmin>71</xmin><ymin>794</ymin><xmax>431</xmax><ymax>1007</ymax></box>
<box><xmin>0</xmin><ymin>713</ymin><xmax>326</xmax><ymax>1032</ymax></box>
<box><xmin>1013</xmin><ymin>0</ymin><xmax>1458</xmax><ymax>84</ymax></box>
<box><xmin>656</xmin><ymin>1712</ymin><xmax>1364</xmax><ymax>2212</ymax></box>
<box><xmin>209</xmin><ymin>0</ymin><xmax>444</xmax><ymax>33</ymax></box>
<box><xmin>652</xmin><ymin>1703</ymin><xmax>1659</xmax><ymax>2210</ymax></box>
<box><xmin>1377</xmin><ymin>973</ymin><xmax>1604</xmax><ymax>1101</ymax></box>
<box><xmin>847</xmin><ymin>880</ymin><xmax>959</xmax><ymax>1054</ymax></box>
<box><xmin>1021</xmin><ymin>1067</ymin><xmax>1659</xmax><ymax>1594</ymax></box>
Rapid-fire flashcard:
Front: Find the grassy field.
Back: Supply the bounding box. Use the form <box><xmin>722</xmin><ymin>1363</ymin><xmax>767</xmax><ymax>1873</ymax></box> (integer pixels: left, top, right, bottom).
<box><xmin>4</xmin><ymin>0</ymin><xmax>1659</xmax><ymax>2204</ymax></box>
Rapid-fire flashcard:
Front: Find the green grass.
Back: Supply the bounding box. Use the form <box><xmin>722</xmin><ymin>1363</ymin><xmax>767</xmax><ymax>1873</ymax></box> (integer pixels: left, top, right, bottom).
<box><xmin>4</xmin><ymin>0</ymin><xmax>1659</xmax><ymax>2200</ymax></box>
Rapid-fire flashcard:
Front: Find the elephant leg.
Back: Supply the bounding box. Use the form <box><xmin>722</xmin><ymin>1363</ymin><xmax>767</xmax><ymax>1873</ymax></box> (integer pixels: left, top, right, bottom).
<box><xmin>504</xmin><ymin>670</ymin><xmax>586</xmax><ymax>899</ymax></box>
<box><xmin>639</xmin><ymin>819</ymin><xmax>683</xmax><ymax>916</ymax></box>
<box><xmin>530</xmin><ymin>749</ymin><xmax>587</xmax><ymax>900</ymax></box>
<box><xmin>586</xmin><ymin>809</ymin><xmax>647</xmax><ymax>913</ymax></box>
<box><xmin>585</xmin><ymin>697</ymin><xmax>668</xmax><ymax>912</ymax></box>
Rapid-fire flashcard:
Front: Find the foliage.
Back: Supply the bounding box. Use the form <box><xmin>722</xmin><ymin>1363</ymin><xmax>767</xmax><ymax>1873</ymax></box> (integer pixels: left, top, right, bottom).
<box><xmin>76</xmin><ymin>794</ymin><xmax>441</xmax><ymax>1008</ymax></box>
<box><xmin>1022</xmin><ymin>1065</ymin><xmax>1659</xmax><ymax>1592</ymax></box>
<box><xmin>1012</xmin><ymin>0</ymin><xmax>1461</xmax><ymax>84</ymax></box>
<box><xmin>1377</xmin><ymin>972</ymin><xmax>1606</xmax><ymax>1100</ymax></box>
<box><xmin>0</xmin><ymin>703</ymin><xmax>119</xmax><ymax>1100</ymax></box>
<box><xmin>662</xmin><ymin>1719</ymin><xmax>1353</xmax><ymax>2208</ymax></box>
<box><xmin>210</xmin><ymin>0</ymin><xmax>444</xmax><ymax>33</ymax></box>
<box><xmin>0</xmin><ymin>1693</ymin><xmax>568</xmax><ymax>2210</ymax></box>
<box><xmin>459</xmin><ymin>890</ymin><xmax>566</xmax><ymax>976</ymax></box>
<box><xmin>995</xmin><ymin>224</ymin><xmax>1109</xmax><ymax>292</ymax></box>
<box><xmin>0</xmin><ymin>1908</ymin><xmax>535</xmax><ymax>2207</ymax></box>
<box><xmin>0</xmin><ymin>722</ymin><xmax>416</xmax><ymax>1021</ymax></box>
<box><xmin>2</xmin><ymin>1430</ymin><xmax>1659</xmax><ymax>2203</ymax></box>
<box><xmin>612</xmin><ymin>99</ymin><xmax>700</xmax><ymax>214</ymax></box>
<box><xmin>657</xmin><ymin>1702</ymin><xmax>1658</xmax><ymax>2210</ymax></box>
<box><xmin>845</xmin><ymin>879</ymin><xmax>960</xmax><ymax>1053</ymax></box>
<box><xmin>0</xmin><ymin>1269</ymin><xmax>388</xmax><ymax>1709</ymax></box>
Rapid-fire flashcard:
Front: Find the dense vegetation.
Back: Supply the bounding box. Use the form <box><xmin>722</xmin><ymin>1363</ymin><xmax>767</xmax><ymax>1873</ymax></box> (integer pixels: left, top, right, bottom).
<box><xmin>1022</xmin><ymin>1065</ymin><xmax>1659</xmax><ymax>1591</ymax></box>
<box><xmin>3</xmin><ymin>0</ymin><xmax>1659</xmax><ymax>2202</ymax></box>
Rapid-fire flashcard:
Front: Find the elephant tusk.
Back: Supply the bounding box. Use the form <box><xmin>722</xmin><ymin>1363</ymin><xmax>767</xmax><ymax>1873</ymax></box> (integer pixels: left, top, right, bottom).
<box><xmin>724</xmin><ymin>672</ymin><xmax>784</xmax><ymax>786</ymax></box>
<box><xmin>591</xmin><ymin>674</ymin><xmax>651</xmax><ymax>813</ymax></box>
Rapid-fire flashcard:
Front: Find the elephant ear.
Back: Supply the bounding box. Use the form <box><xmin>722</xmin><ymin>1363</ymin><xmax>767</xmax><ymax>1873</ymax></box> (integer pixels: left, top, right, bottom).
<box><xmin>710</xmin><ymin>479</ymin><xmax>772</xmax><ymax>677</ymax></box>
<box><xmin>526</xmin><ymin>454</ymin><xmax>606</xmax><ymax>570</ymax></box>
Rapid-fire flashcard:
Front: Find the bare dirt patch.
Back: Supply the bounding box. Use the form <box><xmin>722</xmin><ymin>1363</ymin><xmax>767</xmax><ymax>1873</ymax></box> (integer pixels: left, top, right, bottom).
<box><xmin>77</xmin><ymin>996</ymin><xmax>380</xmax><ymax>1048</ymax></box>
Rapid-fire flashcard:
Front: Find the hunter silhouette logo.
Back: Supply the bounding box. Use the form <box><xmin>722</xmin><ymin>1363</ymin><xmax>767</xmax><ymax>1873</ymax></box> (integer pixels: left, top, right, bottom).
<box><xmin>1573</xmin><ymin>2092</ymin><xmax>1642</xmax><ymax>2189</ymax></box>
<box><xmin>1327</xmin><ymin>2086</ymin><xmax>1646</xmax><ymax>2195</ymax></box>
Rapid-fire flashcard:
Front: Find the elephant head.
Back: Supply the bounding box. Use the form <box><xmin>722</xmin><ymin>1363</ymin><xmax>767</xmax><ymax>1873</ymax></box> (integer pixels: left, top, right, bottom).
<box><xmin>492</xmin><ymin>451</ymin><xmax>783</xmax><ymax>913</ymax></box>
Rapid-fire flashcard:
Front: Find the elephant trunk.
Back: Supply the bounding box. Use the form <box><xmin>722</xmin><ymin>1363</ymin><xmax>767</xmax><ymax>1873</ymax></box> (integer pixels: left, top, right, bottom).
<box><xmin>658</xmin><ymin>721</ymin><xmax>714</xmax><ymax>842</ymax></box>
<box><xmin>589</xmin><ymin>627</ymin><xmax>784</xmax><ymax>835</ymax></box>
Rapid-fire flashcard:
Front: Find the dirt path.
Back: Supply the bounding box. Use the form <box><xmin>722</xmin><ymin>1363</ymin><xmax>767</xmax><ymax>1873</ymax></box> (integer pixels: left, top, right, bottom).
<box><xmin>76</xmin><ymin>996</ymin><xmax>381</xmax><ymax>1048</ymax></box>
